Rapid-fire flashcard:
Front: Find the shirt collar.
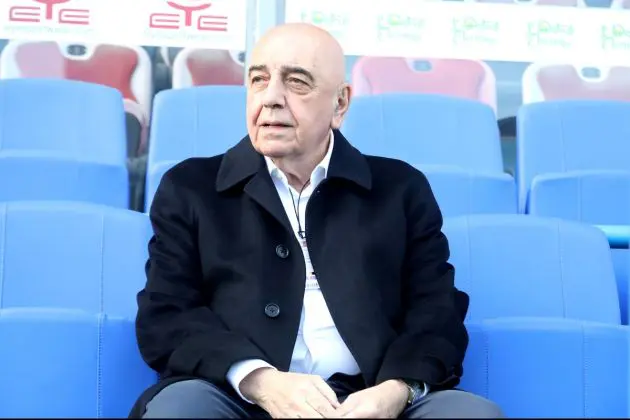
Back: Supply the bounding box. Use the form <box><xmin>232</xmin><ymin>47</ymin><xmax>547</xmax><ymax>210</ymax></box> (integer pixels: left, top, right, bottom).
<box><xmin>265</xmin><ymin>129</ymin><xmax>335</xmax><ymax>186</ymax></box>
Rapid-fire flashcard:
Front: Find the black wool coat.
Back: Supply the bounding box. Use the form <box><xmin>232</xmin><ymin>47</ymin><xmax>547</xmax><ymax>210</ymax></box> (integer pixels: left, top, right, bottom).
<box><xmin>129</xmin><ymin>130</ymin><xmax>469</xmax><ymax>417</ymax></box>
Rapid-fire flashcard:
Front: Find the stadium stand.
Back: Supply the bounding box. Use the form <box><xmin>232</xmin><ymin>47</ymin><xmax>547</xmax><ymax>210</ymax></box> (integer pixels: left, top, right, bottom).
<box><xmin>517</xmin><ymin>100</ymin><xmax>630</xmax><ymax>323</ymax></box>
<box><xmin>2</xmin><ymin>0</ymin><xmax>630</xmax><ymax>415</ymax></box>
<box><xmin>0</xmin><ymin>201</ymin><xmax>152</xmax><ymax>317</ymax></box>
<box><xmin>0</xmin><ymin>78</ymin><xmax>129</xmax><ymax>208</ymax></box>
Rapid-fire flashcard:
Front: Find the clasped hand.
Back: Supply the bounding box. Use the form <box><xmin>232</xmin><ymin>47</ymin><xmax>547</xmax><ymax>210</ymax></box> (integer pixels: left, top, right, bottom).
<box><xmin>240</xmin><ymin>369</ymin><xmax>409</xmax><ymax>418</ymax></box>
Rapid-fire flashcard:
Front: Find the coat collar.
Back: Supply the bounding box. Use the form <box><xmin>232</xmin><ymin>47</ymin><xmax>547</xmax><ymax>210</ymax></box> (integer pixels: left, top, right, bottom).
<box><xmin>216</xmin><ymin>129</ymin><xmax>372</xmax><ymax>193</ymax></box>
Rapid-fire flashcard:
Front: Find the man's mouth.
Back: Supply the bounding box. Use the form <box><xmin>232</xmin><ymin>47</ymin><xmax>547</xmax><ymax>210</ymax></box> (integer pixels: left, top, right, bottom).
<box><xmin>262</xmin><ymin>122</ymin><xmax>292</xmax><ymax>127</ymax></box>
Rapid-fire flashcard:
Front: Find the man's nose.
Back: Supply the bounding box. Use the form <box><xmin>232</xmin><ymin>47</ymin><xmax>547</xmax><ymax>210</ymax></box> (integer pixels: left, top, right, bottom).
<box><xmin>262</xmin><ymin>78</ymin><xmax>286</xmax><ymax>109</ymax></box>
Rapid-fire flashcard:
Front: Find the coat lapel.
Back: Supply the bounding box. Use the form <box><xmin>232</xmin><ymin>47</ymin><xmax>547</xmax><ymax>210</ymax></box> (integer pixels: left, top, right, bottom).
<box><xmin>243</xmin><ymin>170</ymin><xmax>293</xmax><ymax>233</ymax></box>
<box><xmin>216</xmin><ymin>136</ymin><xmax>292</xmax><ymax>232</ymax></box>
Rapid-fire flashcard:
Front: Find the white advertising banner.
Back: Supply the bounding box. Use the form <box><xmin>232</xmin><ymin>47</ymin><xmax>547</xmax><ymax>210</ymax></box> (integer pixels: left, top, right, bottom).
<box><xmin>0</xmin><ymin>0</ymin><xmax>248</xmax><ymax>49</ymax></box>
<box><xmin>286</xmin><ymin>0</ymin><xmax>630</xmax><ymax>65</ymax></box>
<box><xmin>0</xmin><ymin>0</ymin><xmax>625</xmax><ymax>63</ymax></box>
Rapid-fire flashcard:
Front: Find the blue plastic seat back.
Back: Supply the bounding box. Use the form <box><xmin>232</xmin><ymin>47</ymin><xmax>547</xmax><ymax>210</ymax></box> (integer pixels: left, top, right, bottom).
<box><xmin>0</xmin><ymin>202</ymin><xmax>152</xmax><ymax>318</ymax></box>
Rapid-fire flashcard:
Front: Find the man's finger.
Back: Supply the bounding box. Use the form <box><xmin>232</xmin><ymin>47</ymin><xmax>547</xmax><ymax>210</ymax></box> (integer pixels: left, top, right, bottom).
<box><xmin>334</xmin><ymin>398</ymin><xmax>359</xmax><ymax>417</ymax></box>
<box><xmin>294</xmin><ymin>401</ymin><xmax>325</xmax><ymax>419</ymax></box>
<box><xmin>305</xmin><ymin>394</ymin><xmax>337</xmax><ymax>417</ymax></box>
<box><xmin>313</xmin><ymin>378</ymin><xmax>341</xmax><ymax>408</ymax></box>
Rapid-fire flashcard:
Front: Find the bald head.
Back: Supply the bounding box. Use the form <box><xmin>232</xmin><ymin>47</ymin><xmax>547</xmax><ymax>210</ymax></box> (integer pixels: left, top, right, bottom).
<box><xmin>251</xmin><ymin>23</ymin><xmax>346</xmax><ymax>88</ymax></box>
<box><xmin>245</xmin><ymin>23</ymin><xmax>352</xmax><ymax>182</ymax></box>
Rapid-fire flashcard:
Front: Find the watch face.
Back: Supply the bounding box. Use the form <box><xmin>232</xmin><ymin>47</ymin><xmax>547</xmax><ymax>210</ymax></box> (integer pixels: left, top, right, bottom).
<box><xmin>405</xmin><ymin>382</ymin><xmax>418</xmax><ymax>404</ymax></box>
<box><xmin>408</xmin><ymin>382</ymin><xmax>422</xmax><ymax>403</ymax></box>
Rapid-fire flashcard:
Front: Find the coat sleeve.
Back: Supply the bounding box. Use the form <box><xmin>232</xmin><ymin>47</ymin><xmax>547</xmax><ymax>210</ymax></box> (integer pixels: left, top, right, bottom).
<box><xmin>135</xmin><ymin>166</ymin><xmax>270</xmax><ymax>384</ymax></box>
<box><xmin>375</xmin><ymin>169</ymin><xmax>469</xmax><ymax>388</ymax></box>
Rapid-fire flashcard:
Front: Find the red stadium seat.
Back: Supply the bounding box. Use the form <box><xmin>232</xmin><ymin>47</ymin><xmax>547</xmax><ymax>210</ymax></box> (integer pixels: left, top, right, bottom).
<box><xmin>522</xmin><ymin>63</ymin><xmax>630</xmax><ymax>103</ymax></box>
<box><xmin>351</xmin><ymin>56</ymin><xmax>497</xmax><ymax>112</ymax></box>
<box><xmin>172</xmin><ymin>48</ymin><xmax>244</xmax><ymax>88</ymax></box>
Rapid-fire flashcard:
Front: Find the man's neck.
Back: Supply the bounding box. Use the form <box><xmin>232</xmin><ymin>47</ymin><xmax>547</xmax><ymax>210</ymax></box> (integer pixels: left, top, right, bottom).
<box><xmin>272</xmin><ymin>156</ymin><xmax>319</xmax><ymax>190</ymax></box>
<box><xmin>271</xmin><ymin>136</ymin><xmax>330</xmax><ymax>190</ymax></box>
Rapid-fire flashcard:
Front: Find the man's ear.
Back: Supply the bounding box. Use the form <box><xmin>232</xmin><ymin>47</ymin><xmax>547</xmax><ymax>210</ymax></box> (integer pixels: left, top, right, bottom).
<box><xmin>331</xmin><ymin>84</ymin><xmax>352</xmax><ymax>129</ymax></box>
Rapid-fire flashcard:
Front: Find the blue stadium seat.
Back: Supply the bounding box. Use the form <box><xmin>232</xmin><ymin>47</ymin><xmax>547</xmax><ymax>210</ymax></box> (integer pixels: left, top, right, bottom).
<box><xmin>341</xmin><ymin>94</ymin><xmax>515</xmax><ymax>215</ymax></box>
<box><xmin>418</xmin><ymin>165</ymin><xmax>516</xmax><ymax>216</ymax></box>
<box><xmin>0</xmin><ymin>79</ymin><xmax>129</xmax><ymax>208</ymax></box>
<box><xmin>0</xmin><ymin>201</ymin><xmax>151</xmax><ymax>317</ymax></box>
<box><xmin>0</xmin><ymin>308</ymin><xmax>156</xmax><ymax>417</ymax></box>
<box><xmin>146</xmin><ymin>85</ymin><xmax>247</xmax><ymax>209</ymax></box>
<box><xmin>461</xmin><ymin>318</ymin><xmax>629</xmax><ymax>418</ymax></box>
<box><xmin>444</xmin><ymin>215</ymin><xmax>620</xmax><ymax>324</ymax></box>
<box><xmin>342</xmin><ymin>94</ymin><xmax>503</xmax><ymax>172</ymax></box>
<box><xmin>517</xmin><ymin>100</ymin><xmax>630</xmax><ymax>323</ymax></box>
<box><xmin>517</xmin><ymin>100</ymin><xmax>630</xmax><ymax>215</ymax></box>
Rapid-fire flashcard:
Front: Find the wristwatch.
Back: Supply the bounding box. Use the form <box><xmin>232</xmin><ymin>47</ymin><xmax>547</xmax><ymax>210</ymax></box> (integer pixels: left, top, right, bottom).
<box><xmin>403</xmin><ymin>380</ymin><xmax>429</xmax><ymax>406</ymax></box>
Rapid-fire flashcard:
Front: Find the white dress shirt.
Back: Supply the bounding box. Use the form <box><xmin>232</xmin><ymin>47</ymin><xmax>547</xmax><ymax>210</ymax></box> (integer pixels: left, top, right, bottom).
<box><xmin>226</xmin><ymin>131</ymin><xmax>429</xmax><ymax>403</ymax></box>
<box><xmin>226</xmin><ymin>131</ymin><xmax>361</xmax><ymax>401</ymax></box>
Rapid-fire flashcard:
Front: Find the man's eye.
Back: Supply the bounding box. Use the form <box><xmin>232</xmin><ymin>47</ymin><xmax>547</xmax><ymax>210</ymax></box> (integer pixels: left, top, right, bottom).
<box><xmin>288</xmin><ymin>78</ymin><xmax>306</xmax><ymax>85</ymax></box>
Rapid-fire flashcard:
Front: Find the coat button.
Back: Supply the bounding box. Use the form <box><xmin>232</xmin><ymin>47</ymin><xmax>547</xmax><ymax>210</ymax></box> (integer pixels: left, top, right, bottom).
<box><xmin>265</xmin><ymin>303</ymin><xmax>280</xmax><ymax>318</ymax></box>
<box><xmin>275</xmin><ymin>244</ymin><xmax>289</xmax><ymax>259</ymax></box>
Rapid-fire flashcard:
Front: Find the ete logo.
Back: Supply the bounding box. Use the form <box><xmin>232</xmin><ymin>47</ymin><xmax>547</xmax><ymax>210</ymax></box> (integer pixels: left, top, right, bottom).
<box><xmin>149</xmin><ymin>0</ymin><xmax>228</xmax><ymax>32</ymax></box>
<box><xmin>8</xmin><ymin>0</ymin><xmax>90</xmax><ymax>25</ymax></box>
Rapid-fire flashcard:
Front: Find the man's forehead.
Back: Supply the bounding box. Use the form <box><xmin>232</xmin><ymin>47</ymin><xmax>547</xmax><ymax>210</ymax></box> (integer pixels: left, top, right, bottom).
<box><xmin>253</xmin><ymin>44</ymin><xmax>319</xmax><ymax>66</ymax></box>
<box><xmin>249</xmin><ymin>26</ymin><xmax>344</xmax><ymax>84</ymax></box>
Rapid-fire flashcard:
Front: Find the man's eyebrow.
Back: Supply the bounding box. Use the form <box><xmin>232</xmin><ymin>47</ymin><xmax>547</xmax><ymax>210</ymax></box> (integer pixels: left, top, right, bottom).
<box><xmin>247</xmin><ymin>64</ymin><xmax>267</xmax><ymax>77</ymax></box>
<box><xmin>247</xmin><ymin>64</ymin><xmax>316</xmax><ymax>84</ymax></box>
<box><xmin>281</xmin><ymin>66</ymin><xmax>315</xmax><ymax>83</ymax></box>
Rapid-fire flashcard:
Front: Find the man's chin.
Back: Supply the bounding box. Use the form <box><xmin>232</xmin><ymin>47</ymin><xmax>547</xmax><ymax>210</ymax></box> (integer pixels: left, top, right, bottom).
<box><xmin>252</xmin><ymin>140</ymin><xmax>293</xmax><ymax>159</ymax></box>
<box><xmin>260</xmin><ymin>148</ymin><xmax>291</xmax><ymax>159</ymax></box>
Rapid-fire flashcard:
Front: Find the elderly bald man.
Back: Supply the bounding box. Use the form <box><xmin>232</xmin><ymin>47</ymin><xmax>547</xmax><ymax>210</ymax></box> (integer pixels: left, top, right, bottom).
<box><xmin>130</xmin><ymin>23</ymin><xmax>503</xmax><ymax>419</ymax></box>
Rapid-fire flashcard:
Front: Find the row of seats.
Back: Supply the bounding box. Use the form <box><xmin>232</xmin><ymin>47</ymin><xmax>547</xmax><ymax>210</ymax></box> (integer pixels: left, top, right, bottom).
<box><xmin>0</xmin><ymin>202</ymin><xmax>626</xmax><ymax>417</ymax></box>
<box><xmin>2</xmin><ymin>39</ymin><xmax>627</xmax><ymax>148</ymax></box>
<box><xmin>353</xmin><ymin>60</ymin><xmax>630</xmax><ymax>111</ymax></box>
<box><xmin>0</xmin><ymin>203</ymin><xmax>619</xmax><ymax>323</ymax></box>
<box><xmin>1</xmin><ymin>79</ymin><xmax>626</xmax><ymax>228</ymax></box>
<box><xmin>4</xmin><ymin>310</ymin><xmax>626</xmax><ymax>418</ymax></box>
<box><xmin>1</xmin><ymin>78</ymin><xmax>626</xmax><ymax>234</ymax></box>
<box><xmin>1</xmin><ymin>38</ymin><xmax>626</xmax><ymax>164</ymax></box>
